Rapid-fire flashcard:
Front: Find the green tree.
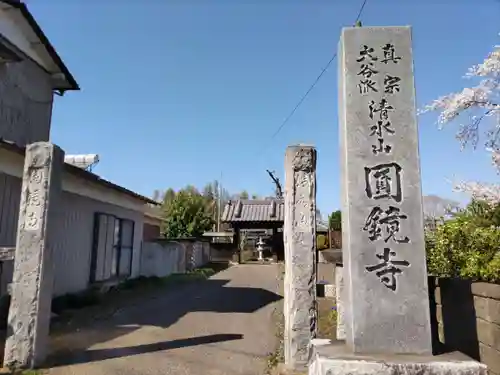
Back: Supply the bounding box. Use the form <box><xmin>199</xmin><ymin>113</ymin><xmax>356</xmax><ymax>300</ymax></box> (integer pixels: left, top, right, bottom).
<box><xmin>240</xmin><ymin>190</ymin><xmax>249</xmax><ymax>199</ymax></box>
<box><xmin>425</xmin><ymin>212</ymin><xmax>500</xmax><ymax>282</ymax></box>
<box><xmin>329</xmin><ymin>210</ymin><xmax>341</xmax><ymax>230</ymax></box>
<box><xmin>161</xmin><ymin>187</ymin><xmax>214</xmax><ymax>238</ymax></box>
<box><xmin>163</xmin><ymin>188</ymin><xmax>176</xmax><ymax>206</ymax></box>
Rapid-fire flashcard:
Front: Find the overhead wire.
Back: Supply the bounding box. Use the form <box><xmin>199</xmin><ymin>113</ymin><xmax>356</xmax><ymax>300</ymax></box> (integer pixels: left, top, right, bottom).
<box><xmin>259</xmin><ymin>0</ymin><xmax>368</xmax><ymax>154</ymax></box>
<box><xmin>220</xmin><ymin>0</ymin><xmax>369</xmax><ymax>197</ymax></box>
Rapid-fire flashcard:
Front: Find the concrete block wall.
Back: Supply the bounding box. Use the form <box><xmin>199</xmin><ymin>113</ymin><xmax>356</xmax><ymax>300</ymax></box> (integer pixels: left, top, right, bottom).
<box><xmin>430</xmin><ymin>278</ymin><xmax>500</xmax><ymax>375</ymax></box>
<box><xmin>140</xmin><ymin>239</ymin><xmax>211</xmax><ymax>278</ymax></box>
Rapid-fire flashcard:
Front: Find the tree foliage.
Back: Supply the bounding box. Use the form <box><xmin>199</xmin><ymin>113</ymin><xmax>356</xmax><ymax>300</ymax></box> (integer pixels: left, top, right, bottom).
<box><xmin>328</xmin><ymin>210</ymin><xmax>341</xmax><ymax>230</ymax></box>
<box><xmin>158</xmin><ymin>182</ymin><xmax>266</xmax><ymax>237</ymax></box>
<box><xmin>156</xmin><ymin>181</ymin><xmax>283</xmax><ymax>237</ymax></box>
<box><xmin>161</xmin><ymin>187</ymin><xmax>214</xmax><ymax>239</ymax></box>
<box><xmin>426</xmin><ymin>199</ymin><xmax>500</xmax><ymax>283</ymax></box>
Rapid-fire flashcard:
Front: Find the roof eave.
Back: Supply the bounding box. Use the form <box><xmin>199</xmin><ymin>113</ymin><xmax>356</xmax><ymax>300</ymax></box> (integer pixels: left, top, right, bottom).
<box><xmin>1</xmin><ymin>0</ymin><xmax>79</xmax><ymax>91</ymax></box>
<box><xmin>0</xmin><ymin>139</ymin><xmax>158</xmax><ymax>206</ymax></box>
<box><xmin>64</xmin><ymin>163</ymin><xmax>159</xmax><ymax>205</ymax></box>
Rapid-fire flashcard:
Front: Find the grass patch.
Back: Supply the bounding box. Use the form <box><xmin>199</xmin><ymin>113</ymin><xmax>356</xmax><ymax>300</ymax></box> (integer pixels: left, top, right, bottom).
<box><xmin>266</xmin><ymin>264</ymin><xmax>285</xmax><ymax>374</ymax></box>
<box><xmin>267</xmin><ymin>300</ymin><xmax>284</xmax><ymax>371</ymax></box>
<box><xmin>317</xmin><ymin>298</ymin><xmax>337</xmax><ymax>340</ymax></box>
<box><xmin>0</xmin><ymin>369</ymin><xmax>45</xmax><ymax>375</ymax></box>
<box><xmin>266</xmin><ymin>297</ymin><xmax>336</xmax><ymax>375</ymax></box>
<box><xmin>266</xmin><ymin>265</ymin><xmax>337</xmax><ymax>375</ymax></box>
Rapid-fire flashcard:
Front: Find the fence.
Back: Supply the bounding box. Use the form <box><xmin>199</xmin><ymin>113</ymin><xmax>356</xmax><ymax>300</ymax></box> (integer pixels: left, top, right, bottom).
<box><xmin>429</xmin><ymin>277</ymin><xmax>500</xmax><ymax>375</ymax></box>
<box><xmin>140</xmin><ymin>238</ymin><xmax>211</xmax><ymax>278</ymax></box>
<box><xmin>328</xmin><ymin>230</ymin><xmax>342</xmax><ymax>249</ymax></box>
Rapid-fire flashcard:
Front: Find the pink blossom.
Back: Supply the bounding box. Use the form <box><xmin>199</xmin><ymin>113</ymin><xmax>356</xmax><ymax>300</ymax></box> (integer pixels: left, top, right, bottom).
<box><xmin>421</xmin><ymin>36</ymin><xmax>500</xmax><ymax>203</ymax></box>
<box><xmin>453</xmin><ymin>180</ymin><xmax>500</xmax><ymax>205</ymax></box>
<box><xmin>420</xmin><ymin>39</ymin><xmax>500</xmax><ymax>150</ymax></box>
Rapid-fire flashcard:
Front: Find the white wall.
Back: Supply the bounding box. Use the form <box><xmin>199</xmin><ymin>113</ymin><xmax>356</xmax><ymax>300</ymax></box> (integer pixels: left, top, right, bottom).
<box><xmin>0</xmin><ymin>168</ymin><xmax>148</xmax><ymax>297</ymax></box>
<box><xmin>140</xmin><ymin>240</ymin><xmax>211</xmax><ymax>278</ymax></box>
<box><xmin>52</xmin><ymin>191</ymin><xmax>144</xmax><ymax>296</ymax></box>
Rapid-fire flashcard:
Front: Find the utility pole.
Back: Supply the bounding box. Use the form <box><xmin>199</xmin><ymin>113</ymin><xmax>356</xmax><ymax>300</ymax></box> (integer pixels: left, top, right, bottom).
<box><xmin>217</xmin><ymin>171</ymin><xmax>222</xmax><ymax>232</ymax></box>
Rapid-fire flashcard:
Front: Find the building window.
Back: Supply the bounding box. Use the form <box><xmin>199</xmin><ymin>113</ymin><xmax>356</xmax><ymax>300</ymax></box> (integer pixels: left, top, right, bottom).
<box><xmin>91</xmin><ymin>213</ymin><xmax>135</xmax><ymax>283</ymax></box>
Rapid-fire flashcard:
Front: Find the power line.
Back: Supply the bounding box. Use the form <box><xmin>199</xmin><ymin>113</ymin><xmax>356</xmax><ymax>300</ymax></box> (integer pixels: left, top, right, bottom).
<box><xmin>263</xmin><ymin>0</ymin><xmax>368</xmax><ymax>147</ymax></box>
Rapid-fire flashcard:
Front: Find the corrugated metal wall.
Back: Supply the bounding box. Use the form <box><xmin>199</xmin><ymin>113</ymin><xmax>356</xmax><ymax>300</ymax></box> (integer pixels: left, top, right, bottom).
<box><xmin>0</xmin><ymin>172</ymin><xmax>145</xmax><ymax>297</ymax></box>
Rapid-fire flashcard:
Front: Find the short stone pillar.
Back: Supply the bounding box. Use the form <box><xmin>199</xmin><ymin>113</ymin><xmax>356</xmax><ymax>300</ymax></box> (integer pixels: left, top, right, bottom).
<box><xmin>4</xmin><ymin>142</ymin><xmax>64</xmax><ymax>369</ymax></box>
<box><xmin>334</xmin><ymin>263</ymin><xmax>346</xmax><ymax>341</ymax></box>
<box><xmin>283</xmin><ymin>145</ymin><xmax>317</xmax><ymax>370</ymax></box>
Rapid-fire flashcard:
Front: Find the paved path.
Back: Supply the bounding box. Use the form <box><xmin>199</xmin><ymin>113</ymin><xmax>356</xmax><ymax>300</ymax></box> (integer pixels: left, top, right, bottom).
<box><xmin>48</xmin><ymin>264</ymin><xmax>281</xmax><ymax>375</ymax></box>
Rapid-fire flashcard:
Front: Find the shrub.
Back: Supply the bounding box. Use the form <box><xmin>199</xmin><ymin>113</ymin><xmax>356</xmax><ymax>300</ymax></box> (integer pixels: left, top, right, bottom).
<box><xmin>317</xmin><ymin>234</ymin><xmax>328</xmax><ymax>250</ymax></box>
<box><xmin>426</xmin><ymin>213</ymin><xmax>500</xmax><ymax>283</ymax></box>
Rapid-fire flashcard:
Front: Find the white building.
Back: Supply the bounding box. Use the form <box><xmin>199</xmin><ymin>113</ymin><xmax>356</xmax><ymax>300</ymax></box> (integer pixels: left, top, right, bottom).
<box><xmin>0</xmin><ymin>1</ymin><xmax>161</xmax><ymax>296</ymax></box>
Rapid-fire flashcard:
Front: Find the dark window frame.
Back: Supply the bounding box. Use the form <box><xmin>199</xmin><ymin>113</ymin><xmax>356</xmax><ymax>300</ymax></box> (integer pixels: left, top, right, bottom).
<box><xmin>90</xmin><ymin>212</ymin><xmax>135</xmax><ymax>283</ymax></box>
<box><xmin>116</xmin><ymin>218</ymin><xmax>135</xmax><ymax>278</ymax></box>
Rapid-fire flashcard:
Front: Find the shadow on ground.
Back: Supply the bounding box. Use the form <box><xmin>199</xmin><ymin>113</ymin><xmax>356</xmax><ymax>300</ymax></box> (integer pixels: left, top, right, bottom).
<box><xmin>45</xmin><ymin>265</ymin><xmax>282</xmax><ymax>368</ymax></box>
<box><xmin>48</xmin><ymin>333</ymin><xmax>244</xmax><ymax>367</ymax></box>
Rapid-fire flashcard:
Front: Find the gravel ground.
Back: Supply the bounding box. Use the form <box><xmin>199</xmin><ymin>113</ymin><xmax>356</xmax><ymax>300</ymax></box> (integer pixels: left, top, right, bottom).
<box><xmin>46</xmin><ymin>264</ymin><xmax>282</xmax><ymax>375</ymax></box>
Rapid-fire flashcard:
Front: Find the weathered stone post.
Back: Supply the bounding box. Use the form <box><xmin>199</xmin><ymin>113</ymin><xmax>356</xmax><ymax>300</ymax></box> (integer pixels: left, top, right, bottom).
<box><xmin>283</xmin><ymin>144</ymin><xmax>317</xmax><ymax>369</ymax></box>
<box><xmin>4</xmin><ymin>142</ymin><xmax>64</xmax><ymax>369</ymax></box>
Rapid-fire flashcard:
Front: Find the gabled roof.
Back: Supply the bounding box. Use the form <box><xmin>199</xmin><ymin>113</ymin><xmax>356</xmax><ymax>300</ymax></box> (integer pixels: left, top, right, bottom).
<box><xmin>221</xmin><ymin>199</ymin><xmax>284</xmax><ymax>223</ymax></box>
<box><xmin>221</xmin><ymin>199</ymin><xmax>331</xmax><ymax>232</ymax></box>
<box><xmin>0</xmin><ymin>0</ymin><xmax>78</xmax><ymax>91</ymax></box>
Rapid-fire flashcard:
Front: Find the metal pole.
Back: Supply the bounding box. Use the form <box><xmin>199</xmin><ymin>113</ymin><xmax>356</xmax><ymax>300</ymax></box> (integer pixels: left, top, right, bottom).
<box><xmin>217</xmin><ymin>171</ymin><xmax>222</xmax><ymax>232</ymax></box>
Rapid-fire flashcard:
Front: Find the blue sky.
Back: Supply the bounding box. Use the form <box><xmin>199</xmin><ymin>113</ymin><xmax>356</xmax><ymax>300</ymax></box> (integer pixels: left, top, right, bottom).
<box><xmin>28</xmin><ymin>0</ymin><xmax>500</xmax><ymax>215</ymax></box>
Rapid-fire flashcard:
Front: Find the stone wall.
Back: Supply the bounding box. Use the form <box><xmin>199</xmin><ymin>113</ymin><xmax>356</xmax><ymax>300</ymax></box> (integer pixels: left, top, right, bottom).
<box><xmin>140</xmin><ymin>239</ymin><xmax>211</xmax><ymax>278</ymax></box>
<box><xmin>429</xmin><ymin>278</ymin><xmax>500</xmax><ymax>375</ymax></box>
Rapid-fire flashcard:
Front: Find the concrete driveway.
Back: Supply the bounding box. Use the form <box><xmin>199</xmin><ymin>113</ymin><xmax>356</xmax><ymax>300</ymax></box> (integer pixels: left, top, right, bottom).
<box><xmin>47</xmin><ymin>264</ymin><xmax>282</xmax><ymax>375</ymax></box>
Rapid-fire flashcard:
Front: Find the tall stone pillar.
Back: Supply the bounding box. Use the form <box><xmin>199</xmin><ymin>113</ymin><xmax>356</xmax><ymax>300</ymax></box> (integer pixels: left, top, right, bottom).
<box><xmin>4</xmin><ymin>142</ymin><xmax>64</xmax><ymax>369</ymax></box>
<box><xmin>283</xmin><ymin>144</ymin><xmax>317</xmax><ymax>370</ymax></box>
<box><xmin>338</xmin><ymin>26</ymin><xmax>432</xmax><ymax>354</ymax></box>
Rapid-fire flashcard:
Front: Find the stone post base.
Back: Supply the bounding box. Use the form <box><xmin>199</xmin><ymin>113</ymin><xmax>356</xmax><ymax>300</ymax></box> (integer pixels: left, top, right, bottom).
<box><xmin>309</xmin><ymin>340</ymin><xmax>487</xmax><ymax>375</ymax></box>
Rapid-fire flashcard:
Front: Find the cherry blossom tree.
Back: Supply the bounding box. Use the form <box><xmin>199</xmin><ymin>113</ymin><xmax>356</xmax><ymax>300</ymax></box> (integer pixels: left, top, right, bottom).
<box><xmin>420</xmin><ymin>37</ymin><xmax>500</xmax><ymax>204</ymax></box>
